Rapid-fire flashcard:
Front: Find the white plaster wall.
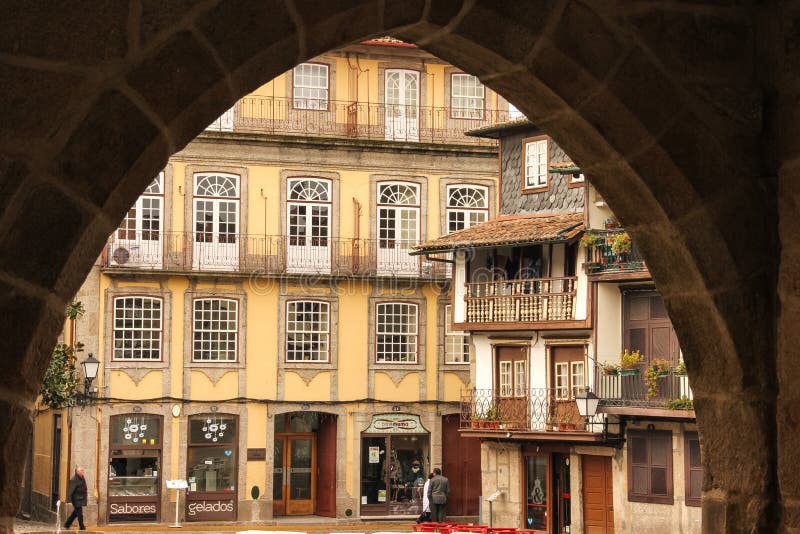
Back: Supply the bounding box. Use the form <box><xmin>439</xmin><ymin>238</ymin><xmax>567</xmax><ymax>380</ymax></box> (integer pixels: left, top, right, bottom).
<box><xmin>529</xmin><ymin>337</ymin><xmax>547</xmax><ymax>390</ymax></box>
<box><xmin>595</xmin><ymin>283</ymin><xmax>622</xmax><ymax>364</ymax></box>
<box><xmin>575</xmin><ymin>247</ymin><xmax>588</xmax><ymax>321</ymax></box>
<box><xmin>454</xmin><ymin>251</ymin><xmax>466</xmax><ymax>322</ymax></box>
<box><xmin>551</xmin><ymin>244</ymin><xmax>565</xmax><ymax>277</ymax></box>
<box><xmin>586</xmin><ymin>183</ymin><xmax>615</xmax><ymax>229</ymax></box>
<box><xmin>474</xmin><ymin>334</ymin><xmax>494</xmax><ymax>390</ymax></box>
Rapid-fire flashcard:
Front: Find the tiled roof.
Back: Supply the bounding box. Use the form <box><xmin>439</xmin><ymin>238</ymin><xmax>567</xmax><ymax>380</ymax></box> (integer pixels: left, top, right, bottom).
<box><xmin>412</xmin><ymin>212</ymin><xmax>584</xmax><ymax>254</ymax></box>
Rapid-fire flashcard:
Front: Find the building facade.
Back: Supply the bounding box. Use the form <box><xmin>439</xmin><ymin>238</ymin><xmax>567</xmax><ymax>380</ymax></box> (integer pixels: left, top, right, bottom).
<box><xmin>24</xmin><ymin>40</ymin><xmax>506</xmax><ymax>526</ymax></box>
<box><xmin>414</xmin><ymin>120</ymin><xmax>701</xmax><ymax>534</ymax></box>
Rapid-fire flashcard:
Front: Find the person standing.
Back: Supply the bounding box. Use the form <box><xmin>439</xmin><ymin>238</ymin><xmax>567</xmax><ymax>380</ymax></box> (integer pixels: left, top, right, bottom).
<box><xmin>64</xmin><ymin>466</ymin><xmax>88</xmax><ymax>530</ymax></box>
<box><xmin>427</xmin><ymin>467</ymin><xmax>450</xmax><ymax>522</ymax></box>
<box><xmin>417</xmin><ymin>472</ymin><xmax>434</xmax><ymax>523</ymax></box>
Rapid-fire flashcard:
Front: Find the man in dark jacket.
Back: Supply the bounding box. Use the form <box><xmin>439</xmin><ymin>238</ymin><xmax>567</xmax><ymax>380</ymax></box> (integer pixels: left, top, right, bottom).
<box><xmin>427</xmin><ymin>467</ymin><xmax>450</xmax><ymax>522</ymax></box>
<box><xmin>64</xmin><ymin>466</ymin><xmax>88</xmax><ymax>530</ymax></box>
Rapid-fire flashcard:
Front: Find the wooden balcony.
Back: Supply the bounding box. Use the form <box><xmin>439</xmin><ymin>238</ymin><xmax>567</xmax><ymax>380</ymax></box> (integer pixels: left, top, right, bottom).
<box><xmin>584</xmin><ymin>229</ymin><xmax>649</xmax><ymax>279</ymax></box>
<box><xmin>462</xmin><ymin>277</ymin><xmax>579</xmax><ymax>329</ymax></box>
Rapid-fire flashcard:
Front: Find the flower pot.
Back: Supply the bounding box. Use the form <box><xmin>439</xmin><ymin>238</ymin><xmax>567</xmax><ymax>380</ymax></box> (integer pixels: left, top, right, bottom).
<box><xmin>603</xmin><ymin>369</ymin><xmax>618</xmax><ymax>376</ymax></box>
<box><xmin>620</xmin><ymin>368</ymin><xmax>639</xmax><ymax>376</ymax></box>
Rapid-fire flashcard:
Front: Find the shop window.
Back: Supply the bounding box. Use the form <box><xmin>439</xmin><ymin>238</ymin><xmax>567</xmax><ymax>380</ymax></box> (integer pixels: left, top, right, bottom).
<box><xmin>628</xmin><ymin>429</ymin><xmax>674</xmax><ymax>504</ymax></box>
<box><xmin>444</xmin><ymin>305</ymin><xmax>469</xmax><ymax>364</ymax></box>
<box><xmin>286</xmin><ymin>301</ymin><xmax>330</xmax><ymax>362</ymax></box>
<box><xmin>293</xmin><ymin>63</ymin><xmax>329</xmax><ymax>110</ymax></box>
<box><xmin>108</xmin><ymin>414</ymin><xmax>162</xmax><ymax>523</ymax></box>
<box><xmin>685</xmin><ymin>431</ymin><xmax>702</xmax><ymax>506</ymax></box>
<box><xmin>192</xmin><ymin>298</ymin><xmax>238</xmax><ymax>362</ymax></box>
<box><xmin>522</xmin><ymin>136</ymin><xmax>549</xmax><ymax>191</ymax></box>
<box><xmin>113</xmin><ymin>296</ymin><xmax>162</xmax><ymax>361</ymax></box>
<box><xmin>376</xmin><ymin>302</ymin><xmax>418</xmax><ymax>363</ymax></box>
<box><xmin>451</xmin><ymin>73</ymin><xmax>485</xmax><ymax>119</ymax></box>
<box><xmin>186</xmin><ymin>415</ymin><xmax>238</xmax><ymax>521</ymax></box>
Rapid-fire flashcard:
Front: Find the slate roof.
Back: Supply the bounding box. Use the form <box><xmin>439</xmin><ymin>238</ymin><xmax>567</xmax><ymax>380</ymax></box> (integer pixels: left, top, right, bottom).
<box><xmin>412</xmin><ymin>212</ymin><xmax>584</xmax><ymax>254</ymax></box>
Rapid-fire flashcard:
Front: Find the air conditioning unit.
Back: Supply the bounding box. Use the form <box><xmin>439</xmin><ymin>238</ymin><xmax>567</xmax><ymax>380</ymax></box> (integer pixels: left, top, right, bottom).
<box><xmin>110</xmin><ymin>245</ymin><xmax>141</xmax><ymax>266</ymax></box>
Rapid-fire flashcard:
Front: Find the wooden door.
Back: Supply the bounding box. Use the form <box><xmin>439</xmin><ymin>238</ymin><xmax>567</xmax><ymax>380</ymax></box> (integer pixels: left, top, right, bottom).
<box><xmin>316</xmin><ymin>415</ymin><xmax>336</xmax><ymax>517</ymax></box>
<box><xmin>623</xmin><ymin>291</ymin><xmax>680</xmax><ymax>366</ymax></box>
<box><xmin>442</xmin><ymin>414</ymin><xmax>481</xmax><ymax>516</ymax></box>
<box><xmin>582</xmin><ymin>455</ymin><xmax>614</xmax><ymax>534</ymax></box>
<box><xmin>495</xmin><ymin>346</ymin><xmax>528</xmax><ymax>427</ymax></box>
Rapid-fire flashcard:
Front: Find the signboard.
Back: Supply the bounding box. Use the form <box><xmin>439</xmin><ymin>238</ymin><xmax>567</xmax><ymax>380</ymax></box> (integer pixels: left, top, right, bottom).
<box><xmin>363</xmin><ymin>413</ymin><xmax>427</xmax><ymax>434</ymax></box>
<box><xmin>247</xmin><ymin>448</ymin><xmax>267</xmax><ymax>461</ymax></box>
<box><xmin>186</xmin><ymin>498</ymin><xmax>236</xmax><ymax>521</ymax></box>
<box><xmin>109</xmin><ymin>500</ymin><xmax>158</xmax><ymax>522</ymax></box>
<box><xmin>166</xmin><ymin>479</ymin><xmax>188</xmax><ymax>489</ymax></box>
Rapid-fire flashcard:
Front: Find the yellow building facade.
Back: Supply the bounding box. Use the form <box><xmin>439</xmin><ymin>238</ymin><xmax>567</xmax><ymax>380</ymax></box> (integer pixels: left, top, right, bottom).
<box><xmin>26</xmin><ymin>40</ymin><xmax>505</xmax><ymax>526</ymax></box>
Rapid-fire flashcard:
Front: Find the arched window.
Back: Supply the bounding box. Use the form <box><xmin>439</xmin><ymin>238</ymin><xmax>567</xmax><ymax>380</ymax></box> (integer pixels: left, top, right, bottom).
<box><xmin>377</xmin><ymin>182</ymin><xmax>421</xmax><ymax>274</ymax></box>
<box><xmin>289</xmin><ymin>179</ymin><xmax>330</xmax><ymax>202</ymax></box>
<box><xmin>446</xmin><ymin>185</ymin><xmax>488</xmax><ymax>233</ymax></box>
<box><xmin>193</xmin><ymin>173</ymin><xmax>240</xmax><ymax>270</ymax></box>
<box><xmin>116</xmin><ymin>171</ymin><xmax>164</xmax><ymax>242</ymax></box>
<box><xmin>379</xmin><ymin>183</ymin><xmax>418</xmax><ymax>205</ymax></box>
<box><xmin>194</xmin><ymin>173</ymin><xmax>239</xmax><ymax>197</ymax></box>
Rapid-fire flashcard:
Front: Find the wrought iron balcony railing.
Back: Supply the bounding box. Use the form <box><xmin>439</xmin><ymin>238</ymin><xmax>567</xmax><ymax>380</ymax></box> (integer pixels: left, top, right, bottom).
<box><xmin>584</xmin><ymin>229</ymin><xmax>646</xmax><ymax>274</ymax></box>
<box><xmin>594</xmin><ymin>362</ymin><xmax>694</xmax><ymax>410</ymax></box>
<box><xmin>205</xmin><ymin>96</ymin><xmax>508</xmax><ymax>145</ymax></box>
<box><xmin>463</xmin><ymin>277</ymin><xmax>577</xmax><ymax>323</ymax></box>
<box><xmin>102</xmin><ymin>231</ymin><xmax>448</xmax><ymax>279</ymax></box>
<box><xmin>460</xmin><ymin>388</ymin><xmax>604</xmax><ymax>433</ymax></box>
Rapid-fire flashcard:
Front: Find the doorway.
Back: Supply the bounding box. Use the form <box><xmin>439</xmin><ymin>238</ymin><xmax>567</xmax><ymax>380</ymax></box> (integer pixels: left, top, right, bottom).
<box><xmin>51</xmin><ymin>414</ymin><xmax>62</xmax><ymax>510</ymax></box>
<box><xmin>495</xmin><ymin>346</ymin><xmax>528</xmax><ymax>427</ymax></box>
<box><xmin>442</xmin><ymin>414</ymin><xmax>481</xmax><ymax>516</ymax></box>
<box><xmin>582</xmin><ymin>455</ymin><xmax>614</xmax><ymax>533</ymax></box>
<box><xmin>384</xmin><ymin>69</ymin><xmax>419</xmax><ymax>141</ymax></box>
<box><xmin>524</xmin><ymin>451</ymin><xmax>571</xmax><ymax>533</ymax></box>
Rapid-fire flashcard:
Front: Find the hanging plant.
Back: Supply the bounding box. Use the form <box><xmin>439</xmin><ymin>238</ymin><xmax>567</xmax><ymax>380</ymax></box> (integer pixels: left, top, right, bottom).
<box><xmin>40</xmin><ymin>342</ymin><xmax>82</xmax><ymax>409</ymax></box>
<box><xmin>579</xmin><ymin>232</ymin><xmax>599</xmax><ymax>248</ymax></box>
<box><xmin>610</xmin><ymin>232</ymin><xmax>632</xmax><ymax>254</ymax></box>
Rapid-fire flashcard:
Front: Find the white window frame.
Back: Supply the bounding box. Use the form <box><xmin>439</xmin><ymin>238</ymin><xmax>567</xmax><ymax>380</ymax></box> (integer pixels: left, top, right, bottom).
<box><xmin>555</xmin><ymin>361</ymin><xmax>570</xmax><ymax>400</ymax></box>
<box><xmin>499</xmin><ymin>361</ymin><xmax>513</xmax><ymax>397</ymax></box>
<box><xmin>112</xmin><ymin>296</ymin><xmax>163</xmax><ymax>361</ymax></box>
<box><xmin>293</xmin><ymin>63</ymin><xmax>329</xmax><ymax>110</ymax></box>
<box><xmin>286</xmin><ymin>300</ymin><xmax>330</xmax><ymax>362</ymax></box>
<box><xmin>375</xmin><ymin>302</ymin><xmax>418</xmax><ymax>363</ymax></box>
<box><xmin>446</xmin><ymin>185</ymin><xmax>489</xmax><ymax>234</ymax></box>
<box><xmin>571</xmin><ymin>361</ymin><xmax>586</xmax><ymax>398</ymax></box>
<box><xmin>192</xmin><ymin>298</ymin><xmax>238</xmax><ymax>362</ymax></box>
<box><xmin>116</xmin><ymin>172</ymin><xmax>164</xmax><ymax>241</ymax></box>
<box><xmin>445</xmin><ymin>305</ymin><xmax>469</xmax><ymax>364</ymax></box>
<box><xmin>451</xmin><ymin>73</ymin><xmax>485</xmax><ymax>119</ymax></box>
<box><xmin>287</xmin><ymin>178</ymin><xmax>331</xmax><ymax>246</ymax></box>
<box><xmin>523</xmin><ymin>137</ymin><xmax>549</xmax><ymax>190</ymax></box>
<box><xmin>514</xmin><ymin>360</ymin><xmax>527</xmax><ymax>397</ymax></box>
<box><xmin>570</xmin><ymin>173</ymin><xmax>585</xmax><ymax>185</ymax></box>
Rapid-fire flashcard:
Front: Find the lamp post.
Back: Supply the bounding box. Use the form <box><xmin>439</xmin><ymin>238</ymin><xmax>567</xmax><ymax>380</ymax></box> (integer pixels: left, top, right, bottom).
<box><xmin>79</xmin><ymin>353</ymin><xmax>100</xmax><ymax>404</ymax></box>
<box><xmin>575</xmin><ymin>388</ymin><xmax>600</xmax><ymax>430</ymax></box>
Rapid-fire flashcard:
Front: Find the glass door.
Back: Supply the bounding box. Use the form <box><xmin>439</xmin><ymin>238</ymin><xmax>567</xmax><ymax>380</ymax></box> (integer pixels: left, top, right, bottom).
<box><xmin>525</xmin><ymin>455</ymin><xmax>549</xmax><ymax>532</ymax></box>
<box><xmin>193</xmin><ymin>174</ymin><xmax>240</xmax><ymax>271</ymax></box>
<box><xmin>385</xmin><ymin>70</ymin><xmax>419</xmax><ymax>141</ymax></box>
<box><xmin>272</xmin><ymin>438</ymin><xmax>286</xmax><ymax>515</ymax></box>
<box><xmin>286</xmin><ymin>179</ymin><xmax>331</xmax><ymax>273</ymax></box>
<box><xmin>274</xmin><ymin>434</ymin><xmax>316</xmax><ymax>515</ymax></box>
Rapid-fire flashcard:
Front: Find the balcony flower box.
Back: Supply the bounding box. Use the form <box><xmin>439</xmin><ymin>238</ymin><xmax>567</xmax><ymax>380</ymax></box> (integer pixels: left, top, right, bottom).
<box><xmin>619</xmin><ymin>368</ymin><xmax>639</xmax><ymax>376</ymax></box>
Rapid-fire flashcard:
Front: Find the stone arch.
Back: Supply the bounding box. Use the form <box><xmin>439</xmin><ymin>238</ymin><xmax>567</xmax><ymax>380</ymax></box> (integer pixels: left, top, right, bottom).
<box><xmin>0</xmin><ymin>2</ymin><xmax>782</xmax><ymax>532</ymax></box>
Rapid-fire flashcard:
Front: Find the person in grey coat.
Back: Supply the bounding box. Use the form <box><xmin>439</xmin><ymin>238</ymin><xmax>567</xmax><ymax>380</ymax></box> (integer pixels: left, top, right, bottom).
<box><xmin>64</xmin><ymin>466</ymin><xmax>88</xmax><ymax>530</ymax></box>
<box><xmin>427</xmin><ymin>467</ymin><xmax>450</xmax><ymax>522</ymax></box>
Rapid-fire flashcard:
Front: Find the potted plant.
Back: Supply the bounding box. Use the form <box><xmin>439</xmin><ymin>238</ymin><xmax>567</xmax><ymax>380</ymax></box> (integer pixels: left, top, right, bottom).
<box><xmin>675</xmin><ymin>360</ymin><xmax>687</xmax><ymax>376</ymax></box>
<box><xmin>645</xmin><ymin>359</ymin><xmax>670</xmax><ymax>398</ymax></box>
<box><xmin>601</xmin><ymin>362</ymin><xmax>619</xmax><ymax>376</ymax></box>
<box><xmin>610</xmin><ymin>232</ymin><xmax>632</xmax><ymax>255</ymax></box>
<box><xmin>619</xmin><ymin>349</ymin><xmax>643</xmax><ymax>375</ymax></box>
<box><xmin>666</xmin><ymin>396</ymin><xmax>694</xmax><ymax>411</ymax></box>
<box><xmin>485</xmin><ymin>405</ymin><xmax>500</xmax><ymax>429</ymax></box>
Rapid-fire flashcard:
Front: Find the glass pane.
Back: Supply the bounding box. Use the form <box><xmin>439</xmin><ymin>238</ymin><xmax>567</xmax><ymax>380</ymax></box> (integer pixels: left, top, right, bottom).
<box><xmin>388</xmin><ymin>434</ymin><xmax>430</xmax><ymax>515</ymax></box>
<box><xmin>189</xmin><ymin>416</ymin><xmax>236</xmax><ymax>444</ymax></box>
<box><xmin>689</xmin><ymin>437</ymin><xmax>702</xmax><ymax>467</ymax></box>
<box><xmin>110</xmin><ymin>415</ymin><xmax>161</xmax><ymax>446</ymax></box>
<box><xmin>273</xmin><ymin>439</ymin><xmax>284</xmax><ymax>501</ymax></box>
<box><xmin>108</xmin><ymin>456</ymin><xmax>159</xmax><ymax>496</ymax></box>
<box><xmin>650</xmin><ymin>434</ymin><xmax>670</xmax><ymax>466</ymax></box>
<box><xmin>651</xmin><ymin>467</ymin><xmax>668</xmax><ymax>495</ymax></box>
<box><xmin>361</xmin><ymin>437</ymin><xmax>387</xmax><ymax>505</ymax></box>
<box><xmin>187</xmin><ymin>446</ymin><xmax>236</xmax><ymax>493</ymax></box>
<box><xmin>526</xmin><ymin>456</ymin><xmax>548</xmax><ymax>530</ymax></box>
<box><xmin>289</xmin><ymin>439</ymin><xmax>312</xmax><ymax>501</ymax></box>
<box><xmin>689</xmin><ymin>470</ymin><xmax>702</xmax><ymax>499</ymax></box>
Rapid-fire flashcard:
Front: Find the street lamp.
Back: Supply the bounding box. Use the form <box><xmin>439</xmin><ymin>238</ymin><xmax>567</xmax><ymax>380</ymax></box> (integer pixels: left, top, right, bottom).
<box><xmin>575</xmin><ymin>388</ymin><xmax>600</xmax><ymax>429</ymax></box>
<box><xmin>79</xmin><ymin>353</ymin><xmax>100</xmax><ymax>403</ymax></box>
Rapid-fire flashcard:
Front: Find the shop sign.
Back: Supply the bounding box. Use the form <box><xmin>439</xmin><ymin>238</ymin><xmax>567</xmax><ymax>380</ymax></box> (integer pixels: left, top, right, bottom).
<box><xmin>368</xmin><ymin>446</ymin><xmax>380</xmax><ymax>463</ymax></box>
<box><xmin>186</xmin><ymin>499</ymin><xmax>236</xmax><ymax>521</ymax></box>
<box><xmin>364</xmin><ymin>413</ymin><xmax>427</xmax><ymax>434</ymax></box>
<box><xmin>109</xmin><ymin>501</ymin><xmax>158</xmax><ymax>520</ymax></box>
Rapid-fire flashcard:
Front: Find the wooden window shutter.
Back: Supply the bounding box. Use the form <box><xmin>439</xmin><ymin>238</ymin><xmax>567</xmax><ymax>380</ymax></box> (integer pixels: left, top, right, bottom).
<box><xmin>628</xmin><ymin>430</ymin><xmax>674</xmax><ymax>504</ymax></box>
<box><xmin>685</xmin><ymin>432</ymin><xmax>702</xmax><ymax>506</ymax></box>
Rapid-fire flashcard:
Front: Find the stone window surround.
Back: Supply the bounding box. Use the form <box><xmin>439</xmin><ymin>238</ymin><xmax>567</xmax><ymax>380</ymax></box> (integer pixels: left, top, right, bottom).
<box><xmin>521</xmin><ymin>135</ymin><xmax>550</xmax><ymax>194</ymax></box>
<box><xmin>183</xmin><ymin>288</ymin><xmax>248</xmax><ymax>371</ymax></box>
<box><xmin>286</xmin><ymin>58</ymin><xmax>337</xmax><ymax>115</ymax></box>
<box><xmin>183</xmin><ymin>164</ymin><xmax>249</xmax><ymax>237</ymax></box>
<box><xmin>110</xmin><ymin>294</ymin><xmax>164</xmax><ymax>362</ymax></box>
<box><xmin>438</xmin><ymin>176</ymin><xmax>496</xmax><ymax>236</ymax></box>
<box><xmin>279</xmin><ymin>169</ymin><xmax>341</xmax><ymax>243</ymax></box>
<box><xmin>191</xmin><ymin>296</ymin><xmax>240</xmax><ymax>363</ymax></box>
<box><xmin>369</xmin><ymin>174</ymin><xmax>428</xmax><ymax>244</ymax></box>
<box><xmin>278</xmin><ymin>293</ymin><xmax>339</xmax><ymax>371</ymax></box>
<box><xmin>368</xmin><ymin>294</ymin><xmax>427</xmax><ymax>372</ymax></box>
<box><xmin>103</xmin><ymin>286</ymin><xmax>172</xmax><ymax>371</ymax></box>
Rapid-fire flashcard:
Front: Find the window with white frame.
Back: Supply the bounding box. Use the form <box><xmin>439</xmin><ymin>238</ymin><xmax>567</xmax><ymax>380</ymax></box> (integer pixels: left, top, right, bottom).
<box><xmin>555</xmin><ymin>361</ymin><xmax>585</xmax><ymax>399</ymax></box>
<box><xmin>524</xmin><ymin>137</ymin><xmax>549</xmax><ymax>189</ymax></box>
<box><xmin>193</xmin><ymin>298</ymin><xmax>238</xmax><ymax>361</ymax></box>
<box><xmin>287</xmin><ymin>179</ymin><xmax>330</xmax><ymax>246</ymax></box>
<box><xmin>113</xmin><ymin>296</ymin><xmax>162</xmax><ymax>361</ymax></box>
<box><xmin>117</xmin><ymin>172</ymin><xmax>163</xmax><ymax>241</ymax></box>
<box><xmin>445</xmin><ymin>305</ymin><xmax>469</xmax><ymax>363</ymax></box>
<box><xmin>514</xmin><ymin>360</ymin><xmax>526</xmax><ymax>396</ymax></box>
<box><xmin>286</xmin><ymin>301</ymin><xmax>330</xmax><ymax>362</ymax></box>
<box><xmin>571</xmin><ymin>361</ymin><xmax>585</xmax><ymax>397</ymax></box>
<box><xmin>570</xmin><ymin>173</ymin><xmax>585</xmax><ymax>186</ymax></box>
<box><xmin>376</xmin><ymin>302</ymin><xmax>418</xmax><ymax>363</ymax></box>
<box><xmin>293</xmin><ymin>63</ymin><xmax>329</xmax><ymax>110</ymax></box>
<box><xmin>451</xmin><ymin>74</ymin><xmax>485</xmax><ymax>119</ymax></box>
<box><xmin>499</xmin><ymin>361</ymin><xmax>513</xmax><ymax>396</ymax></box>
<box><xmin>447</xmin><ymin>185</ymin><xmax>488</xmax><ymax>233</ymax></box>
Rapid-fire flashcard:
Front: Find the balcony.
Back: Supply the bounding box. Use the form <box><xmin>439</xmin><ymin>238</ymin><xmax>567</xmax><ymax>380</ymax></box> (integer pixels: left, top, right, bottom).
<box><xmin>463</xmin><ymin>277</ymin><xmax>577</xmax><ymax>325</ymax></box>
<box><xmin>205</xmin><ymin>96</ymin><xmax>508</xmax><ymax>146</ymax></box>
<box><xmin>103</xmin><ymin>231</ymin><xmax>448</xmax><ymax>279</ymax></box>
<box><xmin>459</xmin><ymin>388</ymin><xmax>607</xmax><ymax>438</ymax></box>
<box><xmin>584</xmin><ymin>229</ymin><xmax>647</xmax><ymax>276</ymax></box>
<box><xmin>594</xmin><ymin>363</ymin><xmax>694</xmax><ymax>414</ymax></box>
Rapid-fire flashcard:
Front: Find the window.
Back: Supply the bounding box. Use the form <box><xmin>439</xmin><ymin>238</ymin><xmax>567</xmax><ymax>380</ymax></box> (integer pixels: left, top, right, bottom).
<box><xmin>569</xmin><ymin>173</ymin><xmax>585</xmax><ymax>187</ymax></box>
<box><xmin>113</xmin><ymin>297</ymin><xmax>162</xmax><ymax>361</ymax></box>
<box><xmin>451</xmin><ymin>74</ymin><xmax>485</xmax><ymax>119</ymax></box>
<box><xmin>286</xmin><ymin>301</ymin><xmax>330</xmax><ymax>362</ymax></box>
<box><xmin>628</xmin><ymin>430</ymin><xmax>674</xmax><ymax>504</ymax></box>
<box><xmin>684</xmin><ymin>432</ymin><xmax>702</xmax><ymax>507</ymax></box>
<box><xmin>116</xmin><ymin>172</ymin><xmax>163</xmax><ymax>241</ymax></box>
<box><xmin>523</xmin><ymin>136</ymin><xmax>549</xmax><ymax>190</ymax></box>
<box><xmin>192</xmin><ymin>298</ymin><xmax>238</xmax><ymax>361</ymax></box>
<box><xmin>287</xmin><ymin>178</ymin><xmax>330</xmax><ymax>247</ymax></box>
<box><xmin>446</xmin><ymin>185</ymin><xmax>488</xmax><ymax>233</ymax></box>
<box><xmin>624</xmin><ymin>291</ymin><xmax>680</xmax><ymax>367</ymax></box>
<box><xmin>445</xmin><ymin>305</ymin><xmax>469</xmax><ymax>363</ymax></box>
<box><xmin>293</xmin><ymin>63</ymin><xmax>329</xmax><ymax>110</ymax></box>
<box><xmin>376</xmin><ymin>303</ymin><xmax>418</xmax><ymax>363</ymax></box>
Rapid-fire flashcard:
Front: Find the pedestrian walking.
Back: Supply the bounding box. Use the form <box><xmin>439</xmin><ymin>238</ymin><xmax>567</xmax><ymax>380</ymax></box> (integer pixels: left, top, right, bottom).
<box><xmin>427</xmin><ymin>467</ymin><xmax>450</xmax><ymax>522</ymax></box>
<box><xmin>417</xmin><ymin>472</ymin><xmax>434</xmax><ymax>523</ymax></box>
<box><xmin>64</xmin><ymin>466</ymin><xmax>88</xmax><ymax>530</ymax></box>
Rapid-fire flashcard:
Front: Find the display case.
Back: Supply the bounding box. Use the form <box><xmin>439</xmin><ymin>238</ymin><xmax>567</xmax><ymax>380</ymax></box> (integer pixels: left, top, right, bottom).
<box><xmin>109</xmin><ymin>475</ymin><xmax>159</xmax><ymax>497</ymax></box>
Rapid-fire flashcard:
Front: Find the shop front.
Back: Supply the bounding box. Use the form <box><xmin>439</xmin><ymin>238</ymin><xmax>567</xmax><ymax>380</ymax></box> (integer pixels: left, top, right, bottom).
<box><xmin>186</xmin><ymin>414</ymin><xmax>238</xmax><ymax>522</ymax></box>
<box><xmin>108</xmin><ymin>414</ymin><xmax>162</xmax><ymax>523</ymax></box>
<box><xmin>360</xmin><ymin>413</ymin><xmax>430</xmax><ymax>517</ymax></box>
<box><xmin>524</xmin><ymin>445</ymin><xmax>571</xmax><ymax>533</ymax></box>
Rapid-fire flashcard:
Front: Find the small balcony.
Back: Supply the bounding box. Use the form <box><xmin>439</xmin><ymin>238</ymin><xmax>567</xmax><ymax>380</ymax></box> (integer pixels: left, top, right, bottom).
<box><xmin>594</xmin><ymin>363</ymin><xmax>694</xmax><ymax>414</ymax></box>
<box><xmin>463</xmin><ymin>277</ymin><xmax>577</xmax><ymax>325</ymax></box>
<box><xmin>584</xmin><ymin>229</ymin><xmax>647</xmax><ymax>276</ymax></box>
<box><xmin>459</xmin><ymin>388</ymin><xmax>607</xmax><ymax>438</ymax></box>
<box><xmin>102</xmin><ymin>231</ymin><xmax>448</xmax><ymax>279</ymax></box>
<box><xmin>205</xmin><ymin>96</ymin><xmax>509</xmax><ymax>146</ymax></box>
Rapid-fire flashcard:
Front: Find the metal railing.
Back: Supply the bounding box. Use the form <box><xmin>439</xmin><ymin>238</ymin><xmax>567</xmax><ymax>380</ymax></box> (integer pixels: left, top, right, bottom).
<box><xmin>584</xmin><ymin>229</ymin><xmax>646</xmax><ymax>274</ymax></box>
<box><xmin>594</xmin><ymin>363</ymin><xmax>694</xmax><ymax>409</ymax></box>
<box><xmin>103</xmin><ymin>231</ymin><xmax>449</xmax><ymax>279</ymax></box>
<box><xmin>460</xmin><ymin>388</ymin><xmax>604</xmax><ymax>432</ymax></box>
<box><xmin>205</xmin><ymin>96</ymin><xmax>509</xmax><ymax>145</ymax></box>
<box><xmin>464</xmin><ymin>277</ymin><xmax>577</xmax><ymax>323</ymax></box>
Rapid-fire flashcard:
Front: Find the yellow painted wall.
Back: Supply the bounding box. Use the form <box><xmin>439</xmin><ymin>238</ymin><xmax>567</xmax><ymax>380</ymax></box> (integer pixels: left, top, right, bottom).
<box><xmin>190</xmin><ymin>371</ymin><xmax>239</xmax><ymax>400</ymax></box>
<box><xmin>109</xmin><ymin>371</ymin><xmax>162</xmax><ymax>399</ymax></box>
<box><xmin>374</xmin><ymin>372</ymin><xmax>420</xmax><ymax>401</ymax></box>
<box><xmin>282</xmin><ymin>372</ymin><xmax>331</xmax><ymax>401</ymax></box>
<box><xmin>443</xmin><ymin>372</ymin><xmax>468</xmax><ymax>402</ymax></box>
